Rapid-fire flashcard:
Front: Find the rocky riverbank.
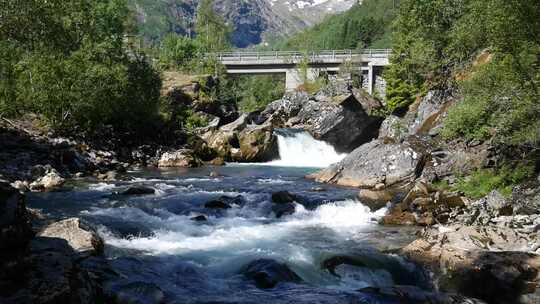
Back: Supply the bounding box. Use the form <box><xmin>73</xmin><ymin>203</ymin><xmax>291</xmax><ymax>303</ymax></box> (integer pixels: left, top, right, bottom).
<box><xmin>305</xmin><ymin>87</ymin><xmax>540</xmax><ymax>303</ymax></box>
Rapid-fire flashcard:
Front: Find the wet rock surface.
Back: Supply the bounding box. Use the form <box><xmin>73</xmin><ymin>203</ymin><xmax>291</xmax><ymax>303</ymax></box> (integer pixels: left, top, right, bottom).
<box><xmin>402</xmin><ymin>225</ymin><xmax>540</xmax><ymax>304</ymax></box>
<box><xmin>242</xmin><ymin>259</ymin><xmax>303</xmax><ymax>289</ymax></box>
<box><xmin>0</xmin><ymin>182</ymin><xmax>111</xmax><ymax>304</ymax></box>
<box><xmin>38</xmin><ymin>218</ymin><xmax>104</xmax><ymax>256</ymax></box>
<box><xmin>119</xmin><ymin>186</ymin><xmax>156</xmax><ymax>196</ymax></box>
<box><xmin>357</xmin><ymin>285</ymin><xmax>486</xmax><ymax>304</ymax></box>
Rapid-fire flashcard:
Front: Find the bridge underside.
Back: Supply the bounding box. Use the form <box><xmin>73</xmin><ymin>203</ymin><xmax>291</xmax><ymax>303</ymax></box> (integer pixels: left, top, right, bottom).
<box><xmin>225</xmin><ymin>63</ymin><xmax>381</xmax><ymax>94</ymax></box>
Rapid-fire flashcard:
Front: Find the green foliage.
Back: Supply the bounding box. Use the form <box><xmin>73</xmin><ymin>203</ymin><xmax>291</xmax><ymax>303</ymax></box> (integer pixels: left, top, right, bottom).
<box><xmin>384</xmin><ymin>64</ymin><xmax>420</xmax><ymax>113</ymax></box>
<box><xmin>277</xmin><ymin>0</ymin><xmax>398</xmax><ymax>50</ymax></box>
<box><xmin>455</xmin><ymin>164</ymin><xmax>534</xmax><ymax>199</ymax></box>
<box><xmin>159</xmin><ymin>34</ymin><xmax>198</xmax><ymax>69</ymax></box>
<box><xmin>389</xmin><ymin>0</ymin><xmax>540</xmax><ymax>150</ymax></box>
<box><xmin>0</xmin><ymin>0</ymin><xmax>162</xmax><ymax>138</ymax></box>
<box><xmin>194</xmin><ymin>0</ymin><xmax>232</xmax><ymax>52</ymax></box>
<box><xmin>182</xmin><ymin>109</ymin><xmax>209</xmax><ymax>131</ymax></box>
<box><xmin>233</xmin><ymin>75</ymin><xmax>285</xmax><ymax>113</ymax></box>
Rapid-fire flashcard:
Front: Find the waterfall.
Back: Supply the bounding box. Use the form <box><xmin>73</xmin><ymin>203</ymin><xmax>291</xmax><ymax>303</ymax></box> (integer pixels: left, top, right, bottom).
<box><xmin>268</xmin><ymin>129</ymin><xmax>346</xmax><ymax>168</ymax></box>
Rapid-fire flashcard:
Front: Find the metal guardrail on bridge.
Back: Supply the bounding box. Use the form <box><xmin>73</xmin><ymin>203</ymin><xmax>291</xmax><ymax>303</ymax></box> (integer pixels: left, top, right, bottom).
<box><xmin>206</xmin><ymin>49</ymin><xmax>392</xmax><ymax>63</ymax></box>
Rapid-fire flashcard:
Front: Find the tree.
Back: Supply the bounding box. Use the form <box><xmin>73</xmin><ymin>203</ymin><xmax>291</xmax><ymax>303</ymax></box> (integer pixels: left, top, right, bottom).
<box><xmin>0</xmin><ymin>0</ymin><xmax>162</xmax><ymax>139</ymax></box>
<box><xmin>194</xmin><ymin>0</ymin><xmax>232</xmax><ymax>52</ymax></box>
<box><xmin>159</xmin><ymin>34</ymin><xmax>198</xmax><ymax>69</ymax></box>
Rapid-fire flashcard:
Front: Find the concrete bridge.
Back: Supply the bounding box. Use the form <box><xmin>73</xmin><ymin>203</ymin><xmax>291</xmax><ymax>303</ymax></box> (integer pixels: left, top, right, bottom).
<box><xmin>209</xmin><ymin>49</ymin><xmax>391</xmax><ymax>93</ymax></box>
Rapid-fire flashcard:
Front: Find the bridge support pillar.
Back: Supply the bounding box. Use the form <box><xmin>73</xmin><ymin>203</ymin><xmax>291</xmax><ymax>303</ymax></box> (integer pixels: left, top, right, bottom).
<box><xmin>367</xmin><ymin>64</ymin><xmax>374</xmax><ymax>95</ymax></box>
<box><xmin>285</xmin><ymin>68</ymin><xmax>318</xmax><ymax>91</ymax></box>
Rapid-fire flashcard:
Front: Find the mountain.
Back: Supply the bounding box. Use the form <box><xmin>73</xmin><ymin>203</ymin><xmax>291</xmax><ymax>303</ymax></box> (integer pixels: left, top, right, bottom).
<box><xmin>129</xmin><ymin>0</ymin><xmax>357</xmax><ymax>48</ymax></box>
<box><xmin>277</xmin><ymin>0</ymin><xmax>398</xmax><ymax>50</ymax></box>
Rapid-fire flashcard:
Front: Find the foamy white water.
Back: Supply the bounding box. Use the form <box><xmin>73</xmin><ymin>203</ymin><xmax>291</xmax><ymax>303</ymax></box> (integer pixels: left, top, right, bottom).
<box><xmin>267</xmin><ymin>129</ymin><xmax>346</xmax><ymax>168</ymax></box>
<box><xmin>99</xmin><ymin>200</ymin><xmax>383</xmax><ymax>256</ymax></box>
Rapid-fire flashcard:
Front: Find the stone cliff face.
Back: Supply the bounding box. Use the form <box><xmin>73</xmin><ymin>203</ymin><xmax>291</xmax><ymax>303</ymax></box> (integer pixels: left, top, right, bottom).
<box><xmin>130</xmin><ymin>0</ymin><xmax>356</xmax><ymax>47</ymax></box>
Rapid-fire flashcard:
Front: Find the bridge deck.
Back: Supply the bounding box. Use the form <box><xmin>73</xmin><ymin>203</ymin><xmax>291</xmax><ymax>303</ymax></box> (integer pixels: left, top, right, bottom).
<box><xmin>208</xmin><ymin>49</ymin><xmax>391</xmax><ymax>65</ymax></box>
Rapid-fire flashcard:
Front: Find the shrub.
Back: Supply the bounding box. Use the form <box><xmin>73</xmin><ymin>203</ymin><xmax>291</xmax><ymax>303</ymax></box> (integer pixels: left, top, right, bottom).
<box><xmin>454</xmin><ymin>164</ymin><xmax>534</xmax><ymax>199</ymax></box>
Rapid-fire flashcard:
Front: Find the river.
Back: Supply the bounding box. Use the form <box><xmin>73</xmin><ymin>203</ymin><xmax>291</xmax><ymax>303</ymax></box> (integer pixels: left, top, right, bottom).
<box><xmin>27</xmin><ymin>130</ymin><xmax>424</xmax><ymax>304</ymax></box>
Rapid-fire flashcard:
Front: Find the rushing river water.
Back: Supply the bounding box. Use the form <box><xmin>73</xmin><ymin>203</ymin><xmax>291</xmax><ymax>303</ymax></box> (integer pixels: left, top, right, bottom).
<box><xmin>27</xmin><ymin>131</ymin><xmax>425</xmax><ymax>304</ymax></box>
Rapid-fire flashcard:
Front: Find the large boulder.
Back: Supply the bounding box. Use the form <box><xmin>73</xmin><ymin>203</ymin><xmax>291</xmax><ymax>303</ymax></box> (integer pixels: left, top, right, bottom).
<box><xmin>158</xmin><ymin>149</ymin><xmax>203</xmax><ymax>168</ymax></box>
<box><xmin>235</xmin><ymin>124</ymin><xmax>278</xmax><ymax>162</ymax></box>
<box><xmin>261</xmin><ymin>90</ymin><xmax>382</xmax><ymax>153</ymax></box>
<box><xmin>242</xmin><ymin>259</ymin><xmax>302</xmax><ymax>289</ymax></box>
<box><xmin>401</xmin><ymin>225</ymin><xmax>540</xmax><ymax>304</ymax></box>
<box><xmin>38</xmin><ymin>218</ymin><xmax>104</xmax><ymax>256</ymax></box>
<box><xmin>308</xmin><ymin>139</ymin><xmax>425</xmax><ymax>189</ymax></box>
<box><xmin>22</xmin><ymin>236</ymin><xmax>106</xmax><ymax>304</ymax></box>
<box><xmin>202</xmin><ymin>115</ymin><xmax>279</xmax><ymax>162</ymax></box>
<box><xmin>293</xmin><ymin>94</ymin><xmax>382</xmax><ymax>153</ymax></box>
<box><xmin>0</xmin><ymin>181</ymin><xmax>32</xmax><ymax>249</ymax></box>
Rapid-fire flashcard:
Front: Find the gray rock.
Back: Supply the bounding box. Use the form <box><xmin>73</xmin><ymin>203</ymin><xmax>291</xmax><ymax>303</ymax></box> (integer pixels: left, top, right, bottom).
<box><xmin>97</xmin><ymin>170</ymin><xmax>117</xmax><ymax>181</ymax></box>
<box><xmin>409</xmin><ymin>90</ymin><xmax>454</xmax><ymax>135</ymax></box>
<box><xmin>402</xmin><ymin>225</ymin><xmax>540</xmax><ymax>304</ymax></box>
<box><xmin>202</xmin><ymin>122</ymin><xmax>278</xmax><ymax>162</ymax></box>
<box><xmin>235</xmin><ymin>124</ymin><xmax>279</xmax><ymax>162</ymax></box>
<box><xmin>308</xmin><ymin>139</ymin><xmax>425</xmax><ymax>189</ymax></box>
<box><xmin>260</xmin><ymin>89</ymin><xmax>382</xmax><ymax>153</ymax></box>
<box><xmin>220</xmin><ymin>113</ymin><xmax>248</xmax><ymax>132</ymax></box>
<box><xmin>29</xmin><ymin>169</ymin><xmax>65</xmax><ymax>191</ymax></box>
<box><xmin>485</xmin><ymin>190</ymin><xmax>512</xmax><ymax>216</ymax></box>
<box><xmin>378</xmin><ymin>115</ymin><xmax>407</xmax><ymax>141</ymax></box>
<box><xmin>38</xmin><ymin>218</ymin><xmax>104</xmax><ymax>256</ymax></box>
<box><xmin>158</xmin><ymin>149</ymin><xmax>203</xmax><ymax>168</ymax></box>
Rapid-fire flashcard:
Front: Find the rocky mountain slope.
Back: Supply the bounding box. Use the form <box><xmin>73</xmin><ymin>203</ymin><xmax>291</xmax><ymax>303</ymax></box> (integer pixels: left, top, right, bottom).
<box><xmin>130</xmin><ymin>0</ymin><xmax>356</xmax><ymax>47</ymax></box>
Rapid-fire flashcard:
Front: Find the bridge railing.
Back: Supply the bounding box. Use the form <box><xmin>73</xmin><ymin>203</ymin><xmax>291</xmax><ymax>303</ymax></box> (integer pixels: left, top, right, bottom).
<box><xmin>206</xmin><ymin>49</ymin><xmax>392</xmax><ymax>62</ymax></box>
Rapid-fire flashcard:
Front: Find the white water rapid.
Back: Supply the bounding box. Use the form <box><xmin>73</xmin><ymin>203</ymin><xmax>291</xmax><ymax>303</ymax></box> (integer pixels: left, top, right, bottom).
<box><xmin>268</xmin><ymin>129</ymin><xmax>346</xmax><ymax>168</ymax></box>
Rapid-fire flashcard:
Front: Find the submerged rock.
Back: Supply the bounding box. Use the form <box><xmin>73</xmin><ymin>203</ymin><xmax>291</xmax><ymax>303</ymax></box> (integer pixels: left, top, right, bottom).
<box><xmin>271</xmin><ymin>191</ymin><xmax>298</xmax><ymax>204</ymax></box>
<box><xmin>242</xmin><ymin>259</ymin><xmax>302</xmax><ymax>289</ymax></box>
<box><xmin>357</xmin><ymin>285</ymin><xmax>486</xmax><ymax>304</ymax></box>
<box><xmin>190</xmin><ymin>215</ymin><xmax>208</xmax><ymax>222</ymax></box>
<box><xmin>38</xmin><ymin>218</ymin><xmax>104</xmax><ymax>256</ymax></box>
<box><xmin>112</xmin><ymin>281</ymin><xmax>165</xmax><ymax>304</ymax></box>
<box><xmin>204</xmin><ymin>195</ymin><xmax>244</xmax><ymax>210</ymax></box>
<box><xmin>119</xmin><ymin>186</ymin><xmax>155</xmax><ymax>196</ymax></box>
<box><xmin>204</xmin><ymin>200</ymin><xmax>231</xmax><ymax>209</ymax></box>
<box><xmin>272</xmin><ymin>203</ymin><xmax>296</xmax><ymax>218</ymax></box>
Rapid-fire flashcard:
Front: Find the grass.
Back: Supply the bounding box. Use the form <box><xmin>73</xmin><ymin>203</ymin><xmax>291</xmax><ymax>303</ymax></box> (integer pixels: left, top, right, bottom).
<box><xmin>453</xmin><ymin>164</ymin><xmax>534</xmax><ymax>199</ymax></box>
